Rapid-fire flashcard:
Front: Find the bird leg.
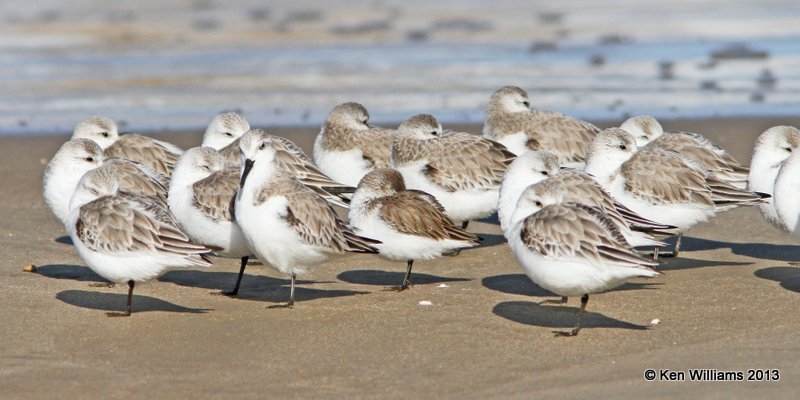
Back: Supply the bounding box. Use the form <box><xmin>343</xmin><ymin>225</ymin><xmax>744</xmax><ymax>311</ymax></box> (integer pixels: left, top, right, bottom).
<box><xmin>212</xmin><ymin>256</ymin><xmax>248</xmax><ymax>296</ymax></box>
<box><xmin>461</xmin><ymin>221</ymin><xmax>470</xmax><ymax>230</ymax></box>
<box><xmin>540</xmin><ymin>296</ymin><xmax>568</xmax><ymax>305</ymax></box>
<box><xmin>384</xmin><ymin>260</ymin><xmax>415</xmax><ymax>292</ymax></box>
<box><xmin>554</xmin><ymin>294</ymin><xmax>589</xmax><ymax>337</ymax></box>
<box><xmin>268</xmin><ymin>273</ymin><xmax>296</xmax><ymax>309</ymax></box>
<box><xmin>106</xmin><ymin>280</ymin><xmax>134</xmax><ymax>317</ymax></box>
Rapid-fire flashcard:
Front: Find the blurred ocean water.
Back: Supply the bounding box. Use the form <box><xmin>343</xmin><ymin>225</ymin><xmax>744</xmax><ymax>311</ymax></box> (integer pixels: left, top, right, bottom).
<box><xmin>1</xmin><ymin>0</ymin><xmax>798</xmax><ymax>134</ymax></box>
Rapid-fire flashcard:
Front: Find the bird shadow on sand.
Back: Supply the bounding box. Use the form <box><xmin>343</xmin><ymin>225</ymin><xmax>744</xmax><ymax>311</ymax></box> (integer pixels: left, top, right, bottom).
<box><xmin>54</xmin><ymin>235</ymin><xmax>73</xmax><ymax>245</ymax></box>
<box><xmin>754</xmin><ymin>266</ymin><xmax>800</xmax><ymax>293</ymax></box>
<box><xmin>677</xmin><ymin>236</ymin><xmax>799</xmax><ymax>262</ymax></box>
<box><xmin>492</xmin><ymin>301</ymin><xmax>649</xmax><ymax>332</ymax></box>
<box><xmin>34</xmin><ymin>264</ymin><xmax>112</xmax><ymax>284</ymax></box>
<box><xmin>654</xmin><ymin>256</ymin><xmax>753</xmax><ymax>271</ymax></box>
<box><xmin>482</xmin><ymin>274</ymin><xmax>661</xmax><ymax>297</ymax></box>
<box><xmin>159</xmin><ymin>270</ymin><xmax>367</xmax><ymax>304</ymax></box>
<box><xmin>56</xmin><ymin>290</ymin><xmax>210</xmax><ymax>314</ymax></box>
<box><xmin>337</xmin><ymin>269</ymin><xmax>470</xmax><ymax>286</ymax></box>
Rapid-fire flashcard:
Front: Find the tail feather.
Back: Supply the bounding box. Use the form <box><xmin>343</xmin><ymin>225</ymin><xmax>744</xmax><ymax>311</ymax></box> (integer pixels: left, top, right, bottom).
<box><xmin>343</xmin><ymin>230</ymin><xmax>381</xmax><ymax>254</ymax></box>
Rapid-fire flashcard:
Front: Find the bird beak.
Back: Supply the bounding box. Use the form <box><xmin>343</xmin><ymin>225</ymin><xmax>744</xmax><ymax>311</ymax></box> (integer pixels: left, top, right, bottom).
<box><xmin>240</xmin><ymin>159</ymin><xmax>254</xmax><ymax>188</ymax></box>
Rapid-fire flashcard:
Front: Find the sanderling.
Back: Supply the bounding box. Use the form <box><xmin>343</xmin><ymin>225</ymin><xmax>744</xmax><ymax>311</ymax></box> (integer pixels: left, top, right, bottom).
<box><xmin>72</xmin><ymin>115</ymin><xmax>184</xmax><ymax>177</ymax></box>
<box><xmin>483</xmin><ymin>85</ymin><xmax>599</xmax><ymax>168</ymax></box>
<box><xmin>169</xmin><ymin>147</ymin><xmax>253</xmax><ymax>296</ymax></box>
<box><xmin>67</xmin><ymin>168</ymin><xmax>212</xmax><ymax>316</ymax></box>
<box><xmin>201</xmin><ymin>112</ymin><xmax>251</xmax><ymax>150</ymax></box>
<box><xmin>218</xmin><ymin>129</ymin><xmax>311</xmax><ymax>169</ymax></box>
<box><xmin>349</xmin><ymin>168</ymin><xmax>479</xmax><ymax>291</ymax></box>
<box><xmin>507</xmin><ymin>185</ymin><xmax>660</xmax><ymax>336</ymax></box>
<box><xmin>43</xmin><ymin>139</ymin><xmax>167</xmax><ymax>227</ymax></box>
<box><xmin>391</xmin><ymin>114</ymin><xmax>515</xmax><ymax>228</ymax></box>
<box><xmin>621</xmin><ymin>115</ymin><xmax>749</xmax><ymax>189</ymax></box>
<box><xmin>774</xmin><ymin>151</ymin><xmax>800</xmax><ymax>234</ymax></box>
<box><xmin>585</xmin><ymin>128</ymin><xmax>768</xmax><ymax>256</ymax></box>
<box><xmin>235</xmin><ymin>131</ymin><xmax>380</xmax><ymax>307</ymax></box>
<box><xmin>748</xmin><ymin>126</ymin><xmax>800</xmax><ymax>228</ymax></box>
<box><xmin>497</xmin><ymin>151</ymin><xmax>561</xmax><ymax>237</ymax></box>
<box><xmin>313</xmin><ymin>102</ymin><xmax>394</xmax><ymax>187</ymax></box>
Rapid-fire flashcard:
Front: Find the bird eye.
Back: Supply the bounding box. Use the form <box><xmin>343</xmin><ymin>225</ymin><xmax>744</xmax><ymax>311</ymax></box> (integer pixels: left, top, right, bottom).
<box><xmin>535</xmin><ymin>201</ymin><xmax>543</xmax><ymax>207</ymax></box>
<box><xmin>258</xmin><ymin>142</ymin><xmax>266</xmax><ymax>150</ymax></box>
<box><xmin>430</xmin><ymin>131</ymin><xmax>438</xmax><ymax>136</ymax></box>
<box><xmin>361</xmin><ymin>118</ymin><xmax>368</xmax><ymax>124</ymax></box>
<box><xmin>100</xmin><ymin>132</ymin><xmax>109</xmax><ymax>138</ymax></box>
<box><xmin>522</xmin><ymin>101</ymin><xmax>530</xmax><ymax>108</ymax></box>
<box><xmin>224</xmin><ymin>132</ymin><xmax>233</xmax><ymax>137</ymax></box>
<box><xmin>784</xmin><ymin>147</ymin><xmax>792</xmax><ymax>153</ymax></box>
<box><xmin>540</xmin><ymin>170</ymin><xmax>549</xmax><ymax>176</ymax></box>
<box><xmin>619</xmin><ymin>144</ymin><xmax>628</xmax><ymax>150</ymax></box>
<box><xmin>84</xmin><ymin>157</ymin><xmax>94</xmax><ymax>162</ymax></box>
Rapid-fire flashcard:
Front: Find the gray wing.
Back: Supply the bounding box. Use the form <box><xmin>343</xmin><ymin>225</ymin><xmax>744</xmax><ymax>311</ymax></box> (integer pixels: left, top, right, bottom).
<box><xmin>192</xmin><ymin>169</ymin><xmax>239</xmax><ymax>222</ymax></box>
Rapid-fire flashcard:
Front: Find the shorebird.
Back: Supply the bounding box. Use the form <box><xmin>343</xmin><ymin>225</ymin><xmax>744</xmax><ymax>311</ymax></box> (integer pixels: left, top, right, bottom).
<box><xmin>67</xmin><ymin>168</ymin><xmax>212</xmax><ymax>316</ymax></box>
<box><xmin>72</xmin><ymin>115</ymin><xmax>183</xmax><ymax>177</ymax></box>
<box><xmin>201</xmin><ymin>112</ymin><xmax>251</xmax><ymax>150</ymax></box>
<box><xmin>483</xmin><ymin>85</ymin><xmax>599</xmax><ymax>168</ymax></box>
<box><xmin>235</xmin><ymin>130</ymin><xmax>380</xmax><ymax>307</ymax></box>
<box><xmin>507</xmin><ymin>184</ymin><xmax>660</xmax><ymax>336</ymax></box>
<box><xmin>391</xmin><ymin>114</ymin><xmax>515</xmax><ymax>229</ymax></box>
<box><xmin>44</xmin><ymin>139</ymin><xmax>167</xmax><ymax>227</ymax></box>
<box><xmin>169</xmin><ymin>147</ymin><xmax>252</xmax><ymax>295</ymax></box>
<box><xmin>349</xmin><ymin>168</ymin><xmax>480</xmax><ymax>291</ymax></box>
<box><xmin>747</xmin><ymin>126</ymin><xmax>800</xmax><ymax>228</ymax></box>
<box><xmin>621</xmin><ymin>115</ymin><xmax>749</xmax><ymax>189</ymax></box>
<box><xmin>313</xmin><ymin>102</ymin><xmax>394</xmax><ymax>187</ymax></box>
<box><xmin>585</xmin><ymin>128</ymin><xmax>768</xmax><ymax>257</ymax></box>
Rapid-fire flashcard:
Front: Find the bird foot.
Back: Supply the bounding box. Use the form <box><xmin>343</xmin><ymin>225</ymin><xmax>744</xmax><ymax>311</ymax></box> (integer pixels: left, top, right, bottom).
<box><xmin>105</xmin><ymin>311</ymin><xmax>131</xmax><ymax>317</ymax></box>
<box><xmin>267</xmin><ymin>303</ymin><xmax>294</xmax><ymax>309</ymax></box>
<box><xmin>383</xmin><ymin>284</ymin><xmax>412</xmax><ymax>292</ymax></box>
<box><xmin>210</xmin><ymin>290</ymin><xmax>238</xmax><ymax>297</ymax></box>
<box><xmin>553</xmin><ymin>329</ymin><xmax>580</xmax><ymax>337</ymax></box>
<box><xmin>89</xmin><ymin>282</ymin><xmax>115</xmax><ymax>288</ymax></box>
<box><xmin>539</xmin><ymin>297</ymin><xmax>567</xmax><ymax>305</ymax></box>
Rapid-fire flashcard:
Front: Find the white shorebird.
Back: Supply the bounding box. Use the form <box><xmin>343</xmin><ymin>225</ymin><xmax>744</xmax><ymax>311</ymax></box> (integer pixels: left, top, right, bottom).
<box><xmin>620</xmin><ymin>115</ymin><xmax>749</xmax><ymax>189</ymax></box>
<box><xmin>235</xmin><ymin>131</ymin><xmax>380</xmax><ymax>307</ymax></box>
<box><xmin>44</xmin><ymin>139</ymin><xmax>167</xmax><ymax>227</ymax></box>
<box><xmin>314</xmin><ymin>102</ymin><xmax>394</xmax><ymax>187</ymax></box>
<box><xmin>483</xmin><ymin>85</ymin><xmax>599</xmax><ymax>168</ymax></box>
<box><xmin>497</xmin><ymin>151</ymin><xmax>675</xmax><ymax>244</ymax></box>
<box><xmin>67</xmin><ymin>168</ymin><xmax>212</xmax><ymax>316</ymax></box>
<box><xmin>391</xmin><ymin>114</ymin><xmax>515</xmax><ymax>229</ymax></box>
<box><xmin>507</xmin><ymin>184</ymin><xmax>660</xmax><ymax>336</ymax></box>
<box><xmin>585</xmin><ymin>128</ymin><xmax>768</xmax><ymax>256</ymax></box>
<box><xmin>218</xmin><ymin>128</ymin><xmax>311</xmax><ymax>168</ymax></box>
<box><xmin>201</xmin><ymin>112</ymin><xmax>251</xmax><ymax>150</ymax></box>
<box><xmin>169</xmin><ymin>147</ymin><xmax>253</xmax><ymax>295</ymax></box>
<box><xmin>72</xmin><ymin>115</ymin><xmax>184</xmax><ymax>177</ymax></box>
<box><xmin>349</xmin><ymin>168</ymin><xmax>480</xmax><ymax>290</ymax></box>
<box><xmin>747</xmin><ymin>126</ymin><xmax>800</xmax><ymax>228</ymax></box>
<box><xmin>774</xmin><ymin>151</ymin><xmax>800</xmax><ymax>234</ymax></box>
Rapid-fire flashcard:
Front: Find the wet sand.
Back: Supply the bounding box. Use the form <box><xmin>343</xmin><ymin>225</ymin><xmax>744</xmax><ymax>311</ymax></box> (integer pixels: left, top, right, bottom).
<box><xmin>2</xmin><ymin>117</ymin><xmax>800</xmax><ymax>398</ymax></box>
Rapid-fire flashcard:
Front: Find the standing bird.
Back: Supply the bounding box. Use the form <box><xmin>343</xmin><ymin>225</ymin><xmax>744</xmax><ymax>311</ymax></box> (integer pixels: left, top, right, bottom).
<box><xmin>235</xmin><ymin>131</ymin><xmax>380</xmax><ymax>308</ymax></box>
<box><xmin>72</xmin><ymin>115</ymin><xmax>183</xmax><ymax>177</ymax></box>
<box><xmin>169</xmin><ymin>147</ymin><xmax>252</xmax><ymax>296</ymax></box>
<box><xmin>747</xmin><ymin>126</ymin><xmax>800</xmax><ymax>228</ymax></box>
<box><xmin>483</xmin><ymin>85</ymin><xmax>599</xmax><ymax>168</ymax></box>
<box><xmin>44</xmin><ymin>139</ymin><xmax>167</xmax><ymax>227</ymax></box>
<box><xmin>507</xmin><ymin>185</ymin><xmax>660</xmax><ymax>336</ymax></box>
<box><xmin>621</xmin><ymin>115</ymin><xmax>749</xmax><ymax>189</ymax></box>
<box><xmin>313</xmin><ymin>102</ymin><xmax>394</xmax><ymax>187</ymax></box>
<box><xmin>585</xmin><ymin>128</ymin><xmax>769</xmax><ymax>257</ymax></box>
<box><xmin>349</xmin><ymin>168</ymin><xmax>480</xmax><ymax>291</ymax></box>
<box><xmin>201</xmin><ymin>112</ymin><xmax>251</xmax><ymax>150</ymax></box>
<box><xmin>67</xmin><ymin>168</ymin><xmax>212</xmax><ymax>316</ymax></box>
<box><xmin>391</xmin><ymin>114</ymin><xmax>515</xmax><ymax>229</ymax></box>
<box><xmin>497</xmin><ymin>151</ymin><xmax>562</xmax><ymax>237</ymax></box>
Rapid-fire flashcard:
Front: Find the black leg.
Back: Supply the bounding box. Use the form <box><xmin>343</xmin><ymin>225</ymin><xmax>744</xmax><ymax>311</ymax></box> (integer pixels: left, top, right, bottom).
<box><xmin>107</xmin><ymin>280</ymin><xmax>134</xmax><ymax>317</ymax></box>
<box><xmin>461</xmin><ymin>220</ymin><xmax>470</xmax><ymax>230</ymax></box>
<box><xmin>555</xmin><ymin>294</ymin><xmax>589</xmax><ymax>337</ymax></box>
<box><xmin>212</xmin><ymin>256</ymin><xmax>248</xmax><ymax>296</ymax></box>
<box><xmin>540</xmin><ymin>296</ymin><xmax>568</xmax><ymax>305</ymax></box>
<box><xmin>399</xmin><ymin>260</ymin><xmax>414</xmax><ymax>291</ymax></box>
